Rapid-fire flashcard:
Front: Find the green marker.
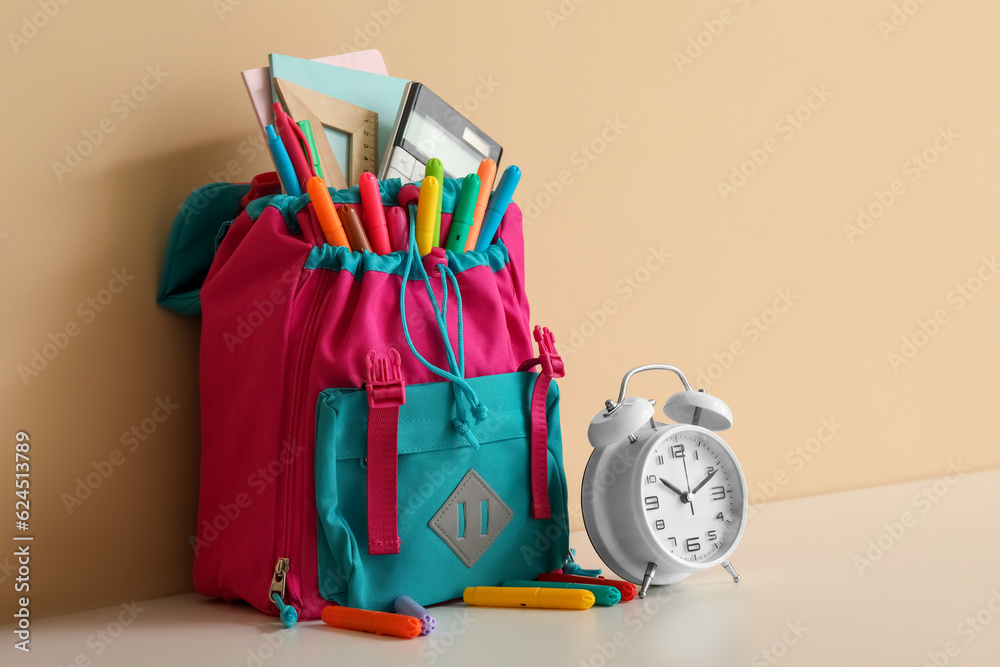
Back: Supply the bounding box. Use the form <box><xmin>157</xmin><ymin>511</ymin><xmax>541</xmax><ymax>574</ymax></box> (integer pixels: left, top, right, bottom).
<box><xmin>297</xmin><ymin>120</ymin><xmax>323</xmax><ymax>179</ymax></box>
<box><xmin>425</xmin><ymin>158</ymin><xmax>444</xmax><ymax>246</ymax></box>
<box><xmin>445</xmin><ymin>174</ymin><xmax>480</xmax><ymax>252</ymax></box>
<box><xmin>502</xmin><ymin>580</ymin><xmax>622</xmax><ymax>606</ymax></box>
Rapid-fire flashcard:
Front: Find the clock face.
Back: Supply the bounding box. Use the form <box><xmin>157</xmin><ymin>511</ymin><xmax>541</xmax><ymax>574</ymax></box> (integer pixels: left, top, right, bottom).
<box><xmin>639</xmin><ymin>429</ymin><xmax>745</xmax><ymax>565</ymax></box>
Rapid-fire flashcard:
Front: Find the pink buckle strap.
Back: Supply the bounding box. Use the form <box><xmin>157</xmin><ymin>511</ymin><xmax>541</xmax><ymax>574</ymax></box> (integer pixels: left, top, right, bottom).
<box><xmin>518</xmin><ymin>327</ymin><xmax>564</xmax><ymax>520</ymax></box>
<box><xmin>365</xmin><ymin>350</ymin><xmax>406</xmax><ymax>555</ymax></box>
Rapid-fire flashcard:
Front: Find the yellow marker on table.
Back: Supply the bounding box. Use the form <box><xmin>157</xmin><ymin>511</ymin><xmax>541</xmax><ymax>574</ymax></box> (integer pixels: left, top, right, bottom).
<box><xmin>463</xmin><ymin>586</ymin><xmax>595</xmax><ymax>610</ymax></box>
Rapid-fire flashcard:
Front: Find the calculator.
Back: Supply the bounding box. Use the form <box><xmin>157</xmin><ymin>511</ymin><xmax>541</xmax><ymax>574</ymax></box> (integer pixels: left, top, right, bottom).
<box><xmin>378</xmin><ymin>82</ymin><xmax>502</xmax><ymax>183</ymax></box>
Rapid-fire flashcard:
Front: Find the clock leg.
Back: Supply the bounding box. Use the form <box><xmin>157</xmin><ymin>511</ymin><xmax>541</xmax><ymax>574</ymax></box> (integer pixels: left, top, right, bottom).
<box><xmin>638</xmin><ymin>561</ymin><xmax>657</xmax><ymax>599</ymax></box>
<box><xmin>721</xmin><ymin>560</ymin><xmax>741</xmax><ymax>583</ymax></box>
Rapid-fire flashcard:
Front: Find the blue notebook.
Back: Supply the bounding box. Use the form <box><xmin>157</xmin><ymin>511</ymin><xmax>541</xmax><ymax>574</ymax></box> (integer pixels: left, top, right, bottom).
<box><xmin>268</xmin><ymin>54</ymin><xmax>409</xmax><ymax>176</ymax></box>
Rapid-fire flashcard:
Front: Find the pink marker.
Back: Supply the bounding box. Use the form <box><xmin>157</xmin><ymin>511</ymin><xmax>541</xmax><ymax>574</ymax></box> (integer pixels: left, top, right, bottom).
<box><xmin>386</xmin><ymin>206</ymin><xmax>409</xmax><ymax>252</ymax></box>
<box><xmin>359</xmin><ymin>172</ymin><xmax>391</xmax><ymax>254</ymax></box>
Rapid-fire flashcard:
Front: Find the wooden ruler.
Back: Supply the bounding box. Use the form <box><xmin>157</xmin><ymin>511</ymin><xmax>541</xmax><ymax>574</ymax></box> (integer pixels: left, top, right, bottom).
<box><xmin>273</xmin><ymin>77</ymin><xmax>378</xmax><ymax>189</ymax></box>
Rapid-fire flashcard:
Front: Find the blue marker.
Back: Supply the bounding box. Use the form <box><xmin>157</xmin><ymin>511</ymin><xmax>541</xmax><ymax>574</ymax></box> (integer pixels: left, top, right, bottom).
<box><xmin>393</xmin><ymin>596</ymin><xmax>435</xmax><ymax>635</ymax></box>
<box><xmin>265</xmin><ymin>124</ymin><xmax>302</xmax><ymax>197</ymax></box>
<box><xmin>474</xmin><ymin>165</ymin><xmax>520</xmax><ymax>252</ymax></box>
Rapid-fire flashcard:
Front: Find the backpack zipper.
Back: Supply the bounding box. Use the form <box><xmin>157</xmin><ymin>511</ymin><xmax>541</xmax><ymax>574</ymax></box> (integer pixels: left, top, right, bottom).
<box><xmin>270</xmin><ymin>269</ymin><xmax>330</xmax><ymax>619</ymax></box>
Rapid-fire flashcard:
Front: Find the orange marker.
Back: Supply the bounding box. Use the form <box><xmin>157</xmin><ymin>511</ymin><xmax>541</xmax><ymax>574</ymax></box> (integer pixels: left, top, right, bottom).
<box><xmin>338</xmin><ymin>205</ymin><xmax>372</xmax><ymax>253</ymax></box>
<box><xmin>465</xmin><ymin>159</ymin><xmax>497</xmax><ymax>252</ymax></box>
<box><xmin>306</xmin><ymin>177</ymin><xmax>351</xmax><ymax>250</ymax></box>
<box><xmin>321</xmin><ymin>605</ymin><xmax>421</xmax><ymax>639</ymax></box>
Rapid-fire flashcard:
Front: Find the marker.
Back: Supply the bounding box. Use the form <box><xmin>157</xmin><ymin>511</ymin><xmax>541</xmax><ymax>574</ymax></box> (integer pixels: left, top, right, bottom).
<box><xmin>305</xmin><ymin>177</ymin><xmax>350</xmax><ymax>249</ymax></box>
<box><xmin>297</xmin><ymin>120</ymin><xmax>323</xmax><ymax>179</ymax></box>
<box><xmin>463</xmin><ymin>586</ymin><xmax>594</xmax><ymax>610</ymax></box>
<box><xmin>502</xmin><ymin>580</ymin><xmax>620</xmax><ymax>606</ymax></box>
<box><xmin>445</xmin><ymin>174</ymin><xmax>480</xmax><ymax>252</ymax></box>
<box><xmin>474</xmin><ymin>165</ymin><xmax>520</xmax><ymax>252</ymax></box>
<box><xmin>536</xmin><ymin>573</ymin><xmax>637</xmax><ymax>602</ymax></box>
<box><xmin>386</xmin><ymin>206</ymin><xmax>409</xmax><ymax>252</ymax></box>
<box><xmin>272</xmin><ymin>103</ymin><xmax>313</xmax><ymax>189</ymax></box>
<box><xmin>416</xmin><ymin>176</ymin><xmax>440</xmax><ymax>255</ymax></box>
<box><xmin>465</xmin><ymin>159</ymin><xmax>496</xmax><ymax>251</ymax></box>
<box><xmin>265</xmin><ymin>125</ymin><xmax>301</xmax><ymax>197</ymax></box>
<box><xmin>393</xmin><ymin>596</ymin><xmax>435</xmax><ymax>636</ymax></box>
<box><xmin>424</xmin><ymin>158</ymin><xmax>444</xmax><ymax>246</ymax></box>
<box><xmin>321</xmin><ymin>605</ymin><xmax>421</xmax><ymax>639</ymax></box>
<box><xmin>338</xmin><ymin>204</ymin><xmax>371</xmax><ymax>253</ymax></box>
<box><xmin>359</xmin><ymin>172</ymin><xmax>391</xmax><ymax>254</ymax></box>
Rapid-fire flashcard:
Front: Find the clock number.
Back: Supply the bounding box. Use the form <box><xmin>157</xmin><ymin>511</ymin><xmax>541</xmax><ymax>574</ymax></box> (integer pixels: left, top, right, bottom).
<box><xmin>706</xmin><ymin>466</ymin><xmax>716</xmax><ymax>476</ymax></box>
<box><xmin>669</xmin><ymin>444</ymin><xmax>685</xmax><ymax>458</ymax></box>
<box><xmin>667</xmin><ymin>537</ymin><xmax>677</xmax><ymax>547</ymax></box>
<box><xmin>715</xmin><ymin>512</ymin><xmax>724</xmax><ymax>521</ymax></box>
<box><xmin>707</xmin><ymin>530</ymin><xmax>718</xmax><ymax>541</ymax></box>
<box><xmin>655</xmin><ymin>455</ymin><xmax>664</xmax><ymax>466</ymax></box>
<box><xmin>711</xmin><ymin>486</ymin><xmax>726</xmax><ymax>500</ymax></box>
<box><xmin>655</xmin><ymin>519</ymin><xmax>665</xmax><ymax>530</ymax></box>
<box><xmin>644</xmin><ymin>496</ymin><xmax>659</xmax><ymax>511</ymax></box>
<box><xmin>685</xmin><ymin>537</ymin><xmax>701</xmax><ymax>553</ymax></box>
<box><xmin>646</xmin><ymin>475</ymin><xmax>657</xmax><ymax>484</ymax></box>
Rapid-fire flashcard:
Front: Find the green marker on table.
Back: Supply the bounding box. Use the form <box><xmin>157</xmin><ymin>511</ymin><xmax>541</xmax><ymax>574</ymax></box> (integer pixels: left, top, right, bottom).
<box><xmin>425</xmin><ymin>158</ymin><xmax>444</xmax><ymax>246</ymax></box>
<box><xmin>297</xmin><ymin>120</ymin><xmax>323</xmax><ymax>179</ymax></box>
<box><xmin>502</xmin><ymin>580</ymin><xmax>622</xmax><ymax>606</ymax></box>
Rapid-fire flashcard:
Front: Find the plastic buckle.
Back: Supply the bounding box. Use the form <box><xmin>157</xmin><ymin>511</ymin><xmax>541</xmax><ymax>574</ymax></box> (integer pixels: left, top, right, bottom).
<box><xmin>365</xmin><ymin>349</ymin><xmax>406</xmax><ymax>409</ymax></box>
<box><xmin>534</xmin><ymin>326</ymin><xmax>565</xmax><ymax>378</ymax></box>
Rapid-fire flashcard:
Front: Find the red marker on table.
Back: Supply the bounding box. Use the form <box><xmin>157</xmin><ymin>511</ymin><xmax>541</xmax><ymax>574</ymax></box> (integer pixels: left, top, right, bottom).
<box><xmin>536</xmin><ymin>573</ymin><xmax>637</xmax><ymax>602</ymax></box>
<box><xmin>359</xmin><ymin>172</ymin><xmax>391</xmax><ymax>254</ymax></box>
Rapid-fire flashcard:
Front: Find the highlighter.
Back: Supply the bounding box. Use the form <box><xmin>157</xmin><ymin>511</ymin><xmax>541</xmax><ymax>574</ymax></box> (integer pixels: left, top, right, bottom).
<box><xmin>338</xmin><ymin>205</ymin><xmax>372</xmax><ymax>253</ymax></box>
<box><xmin>386</xmin><ymin>206</ymin><xmax>409</xmax><ymax>252</ymax></box>
<box><xmin>463</xmin><ymin>586</ymin><xmax>594</xmax><ymax>610</ymax></box>
<box><xmin>536</xmin><ymin>573</ymin><xmax>637</xmax><ymax>602</ymax></box>
<box><xmin>445</xmin><ymin>174</ymin><xmax>480</xmax><ymax>252</ymax></box>
<box><xmin>465</xmin><ymin>159</ymin><xmax>496</xmax><ymax>251</ymax></box>
<box><xmin>359</xmin><ymin>172</ymin><xmax>391</xmax><ymax>254</ymax></box>
<box><xmin>502</xmin><ymin>580</ymin><xmax>620</xmax><ymax>607</ymax></box>
<box><xmin>393</xmin><ymin>596</ymin><xmax>435</xmax><ymax>636</ymax></box>
<box><xmin>321</xmin><ymin>605</ymin><xmax>421</xmax><ymax>639</ymax></box>
<box><xmin>416</xmin><ymin>176</ymin><xmax>440</xmax><ymax>255</ymax></box>
<box><xmin>425</xmin><ymin>158</ymin><xmax>444</xmax><ymax>246</ymax></box>
<box><xmin>474</xmin><ymin>165</ymin><xmax>520</xmax><ymax>252</ymax></box>
<box><xmin>305</xmin><ymin>177</ymin><xmax>350</xmax><ymax>249</ymax></box>
<box><xmin>265</xmin><ymin>125</ymin><xmax>301</xmax><ymax>197</ymax></box>
<box><xmin>297</xmin><ymin>120</ymin><xmax>323</xmax><ymax>179</ymax></box>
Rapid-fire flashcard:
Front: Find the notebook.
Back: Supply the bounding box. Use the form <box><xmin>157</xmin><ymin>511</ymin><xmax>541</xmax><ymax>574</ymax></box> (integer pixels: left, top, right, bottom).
<box><xmin>268</xmin><ymin>53</ymin><xmax>410</xmax><ymax>177</ymax></box>
<box><xmin>241</xmin><ymin>50</ymin><xmax>389</xmax><ymax>133</ymax></box>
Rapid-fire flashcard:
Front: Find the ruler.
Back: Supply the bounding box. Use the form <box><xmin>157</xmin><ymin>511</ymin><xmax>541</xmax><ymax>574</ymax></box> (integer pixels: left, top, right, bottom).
<box><xmin>273</xmin><ymin>77</ymin><xmax>378</xmax><ymax>189</ymax></box>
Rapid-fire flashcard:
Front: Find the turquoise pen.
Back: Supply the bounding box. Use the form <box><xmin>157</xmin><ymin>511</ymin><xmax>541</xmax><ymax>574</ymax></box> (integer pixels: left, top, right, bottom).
<box><xmin>474</xmin><ymin>165</ymin><xmax>520</xmax><ymax>252</ymax></box>
<box><xmin>502</xmin><ymin>579</ymin><xmax>621</xmax><ymax>606</ymax></box>
<box><xmin>265</xmin><ymin>124</ymin><xmax>301</xmax><ymax>197</ymax></box>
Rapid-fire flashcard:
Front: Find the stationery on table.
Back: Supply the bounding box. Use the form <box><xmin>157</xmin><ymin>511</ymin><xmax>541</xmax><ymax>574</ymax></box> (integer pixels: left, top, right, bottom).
<box><xmin>463</xmin><ymin>586</ymin><xmax>595</xmax><ymax>610</ymax></box>
<box><xmin>502</xmin><ymin>580</ymin><xmax>621</xmax><ymax>606</ymax></box>
<box><xmin>536</xmin><ymin>573</ymin><xmax>638</xmax><ymax>602</ymax></box>
<box><xmin>321</xmin><ymin>605</ymin><xmax>421</xmax><ymax>639</ymax></box>
<box><xmin>394</xmin><ymin>596</ymin><xmax>435</xmax><ymax>636</ymax></box>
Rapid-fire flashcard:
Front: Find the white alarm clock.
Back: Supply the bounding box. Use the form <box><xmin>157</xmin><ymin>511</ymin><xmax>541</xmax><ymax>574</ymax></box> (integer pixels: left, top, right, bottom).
<box><xmin>582</xmin><ymin>364</ymin><xmax>747</xmax><ymax>598</ymax></box>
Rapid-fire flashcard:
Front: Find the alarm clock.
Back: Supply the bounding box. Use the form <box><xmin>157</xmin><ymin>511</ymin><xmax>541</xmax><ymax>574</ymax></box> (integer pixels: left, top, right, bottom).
<box><xmin>581</xmin><ymin>364</ymin><xmax>747</xmax><ymax>598</ymax></box>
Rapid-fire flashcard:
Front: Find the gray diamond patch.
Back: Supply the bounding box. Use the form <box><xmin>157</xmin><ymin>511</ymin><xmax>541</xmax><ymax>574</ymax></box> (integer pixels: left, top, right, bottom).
<box><xmin>429</xmin><ymin>469</ymin><xmax>512</xmax><ymax>568</ymax></box>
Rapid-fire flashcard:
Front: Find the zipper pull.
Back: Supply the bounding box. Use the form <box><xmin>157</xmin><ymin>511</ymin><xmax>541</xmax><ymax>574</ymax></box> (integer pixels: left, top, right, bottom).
<box><xmin>269</xmin><ymin>558</ymin><xmax>297</xmax><ymax>628</ymax></box>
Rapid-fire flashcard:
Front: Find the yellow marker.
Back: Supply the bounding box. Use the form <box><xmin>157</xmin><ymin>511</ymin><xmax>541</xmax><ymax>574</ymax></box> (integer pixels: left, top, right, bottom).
<box><xmin>416</xmin><ymin>175</ymin><xmax>440</xmax><ymax>255</ymax></box>
<box><xmin>463</xmin><ymin>586</ymin><xmax>595</xmax><ymax>610</ymax></box>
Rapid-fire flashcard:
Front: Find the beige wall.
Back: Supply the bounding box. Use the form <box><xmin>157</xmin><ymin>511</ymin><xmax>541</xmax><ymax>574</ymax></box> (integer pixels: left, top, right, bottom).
<box><xmin>2</xmin><ymin>0</ymin><xmax>998</xmax><ymax>618</ymax></box>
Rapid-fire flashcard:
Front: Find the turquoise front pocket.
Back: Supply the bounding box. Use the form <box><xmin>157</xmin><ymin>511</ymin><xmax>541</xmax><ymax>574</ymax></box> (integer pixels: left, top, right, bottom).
<box><xmin>315</xmin><ymin>372</ymin><xmax>570</xmax><ymax>612</ymax></box>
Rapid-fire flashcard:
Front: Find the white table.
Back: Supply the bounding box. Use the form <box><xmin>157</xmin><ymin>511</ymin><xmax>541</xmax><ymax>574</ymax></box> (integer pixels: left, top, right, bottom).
<box><xmin>5</xmin><ymin>468</ymin><xmax>999</xmax><ymax>666</ymax></box>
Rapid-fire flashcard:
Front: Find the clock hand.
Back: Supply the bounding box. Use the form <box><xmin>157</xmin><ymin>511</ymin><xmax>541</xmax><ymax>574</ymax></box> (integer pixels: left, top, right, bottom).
<box><xmin>690</xmin><ymin>468</ymin><xmax>719</xmax><ymax>495</ymax></box>
<box><xmin>680</xmin><ymin>451</ymin><xmax>695</xmax><ymax>516</ymax></box>
<box><xmin>658</xmin><ymin>477</ymin><xmax>686</xmax><ymax>499</ymax></box>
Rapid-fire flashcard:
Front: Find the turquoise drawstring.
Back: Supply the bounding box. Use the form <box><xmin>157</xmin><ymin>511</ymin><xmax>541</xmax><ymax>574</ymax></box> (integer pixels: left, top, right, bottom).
<box><xmin>270</xmin><ymin>592</ymin><xmax>298</xmax><ymax>628</ymax></box>
<box><xmin>399</xmin><ymin>206</ymin><xmax>487</xmax><ymax>447</ymax></box>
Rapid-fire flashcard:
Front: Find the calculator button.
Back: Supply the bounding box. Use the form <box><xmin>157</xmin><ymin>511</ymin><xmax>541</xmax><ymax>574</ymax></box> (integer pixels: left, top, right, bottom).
<box><xmin>384</xmin><ymin>167</ymin><xmax>410</xmax><ymax>182</ymax></box>
<box><xmin>388</xmin><ymin>148</ymin><xmax>415</xmax><ymax>179</ymax></box>
<box><xmin>411</xmin><ymin>161</ymin><xmax>426</xmax><ymax>182</ymax></box>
